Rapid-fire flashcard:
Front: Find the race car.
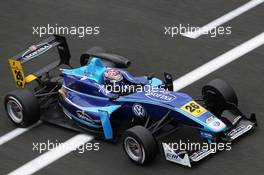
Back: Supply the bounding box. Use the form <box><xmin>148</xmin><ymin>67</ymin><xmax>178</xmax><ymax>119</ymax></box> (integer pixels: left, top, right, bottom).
<box><xmin>4</xmin><ymin>35</ymin><xmax>257</xmax><ymax>167</ymax></box>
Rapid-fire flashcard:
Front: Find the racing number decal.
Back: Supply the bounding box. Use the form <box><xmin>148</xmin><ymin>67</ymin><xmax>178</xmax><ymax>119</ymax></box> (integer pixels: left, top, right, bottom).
<box><xmin>9</xmin><ymin>59</ymin><xmax>25</xmax><ymax>88</ymax></box>
<box><xmin>181</xmin><ymin>101</ymin><xmax>206</xmax><ymax>117</ymax></box>
<box><xmin>185</xmin><ymin>102</ymin><xmax>199</xmax><ymax>112</ymax></box>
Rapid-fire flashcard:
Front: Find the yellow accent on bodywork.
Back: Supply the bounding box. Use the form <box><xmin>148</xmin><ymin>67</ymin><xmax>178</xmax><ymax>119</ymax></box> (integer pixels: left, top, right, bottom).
<box><xmin>25</xmin><ymin>74</ymin><xmax>37</xmax><ymax>83</ymax></box>
<box><xmin>205</xmin><ymin>116</ymin><xmax>215</xmax><ymax>123</ymax></box>
<box><xmin>8</xmin><ymin>59</ymin><xmax>26</xmax><ymax>88</ymax></box>
<box><xmin>181</xmin><ymin>100</ymin><xmax>206</xmax><ymax>117</ymax></box>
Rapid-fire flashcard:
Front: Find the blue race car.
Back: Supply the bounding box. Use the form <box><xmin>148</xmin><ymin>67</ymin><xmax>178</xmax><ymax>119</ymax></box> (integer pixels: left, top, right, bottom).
<box><xmin>4</xmin><ymin>35</ymin><xmax>257</xmax><ymax>166</ymax></box>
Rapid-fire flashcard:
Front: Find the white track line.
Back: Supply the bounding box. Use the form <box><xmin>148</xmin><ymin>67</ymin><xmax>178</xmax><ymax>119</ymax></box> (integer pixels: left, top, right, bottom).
<box><xmin>182</xmin><ymin>0</ymin><xmax>264</xmax><ymax>39</ymax></box>
<box><xmin>0</xmin><ymin>121</ymin><xmax>41</xmax><ymax>146</ymax></box>
<box><xmin>8</xmin><ymin>134</ymin><xmax>93</xmax><ymax>175</ymax></box>
<box><xmin>174</xmin><ymin>32</ymin><xmax>264</xmax><ymax>91</ymax></box>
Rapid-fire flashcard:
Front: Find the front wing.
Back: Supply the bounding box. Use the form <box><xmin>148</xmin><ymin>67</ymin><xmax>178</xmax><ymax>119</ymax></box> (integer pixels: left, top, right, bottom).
<box><xmin>162</xmin><ymin>116</ymin><xmax>257</xmax><ymax>167</ymax></box>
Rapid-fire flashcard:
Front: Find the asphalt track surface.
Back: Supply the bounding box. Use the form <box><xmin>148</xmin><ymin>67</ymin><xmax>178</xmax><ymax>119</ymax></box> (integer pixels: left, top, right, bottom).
<box><xmin>0</xmin><ymin>0</ymin><xmax>264</xmax><ymax>174</ymax></box>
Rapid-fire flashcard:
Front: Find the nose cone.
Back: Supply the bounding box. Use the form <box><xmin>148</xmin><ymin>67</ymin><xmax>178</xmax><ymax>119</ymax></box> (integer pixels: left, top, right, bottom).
<box><xmin>207</xmin><ymin>118</ymin><xmax>226</xmax><ymax>133</ymax></box>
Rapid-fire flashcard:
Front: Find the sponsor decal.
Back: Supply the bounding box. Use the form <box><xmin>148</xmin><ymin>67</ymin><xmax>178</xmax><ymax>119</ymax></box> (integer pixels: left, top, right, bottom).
<box><xmin>76</xmin><ymin>110</ymin><xmax>101</xmax><ymax>125</ymax></box>
<box><xmin>145</xmin><ymin>91</ymin><xmax>176</xmax><ymax>102</ymax></box>
<box><xmin>132</xmin><ymin>103</ymin><xmax>145</xmax><ymax>117</ymax></box>
<box><xmin>208</xmin><ymin>119</ymin><xmax>226</xmax><ymax>131</ymax></box>
<box><xmin>29</xmin><ymin>45</ymin><xmax>37</xmax><ymax>51</ymax></box>
<box><xmin>205</xmin><ymin>116</ymin><xmax>215</xmax><ymax>123</ymax></box>
<box><xmin>162</xmin><ymin>143</ymin><xmax>191</xmax><ymax>167</ymax></box>
<box><xmin>212</xmin><ymin>121</ymin><xmax>220</xmax><ymax>126</ymax></box>
<box><xmin>227</xmin><ymin>124</ymin><xmax>252</xmax><ymax>140</ymax></box>
<box><xmin>190</xmin><ymin>149</ymin><xmax>214</xmax><ymax>162</ymax></box>
<box><xmin>8</xmin><ymin>59</ymin><xmax>26</xmax><ymax>88</ymax></box>
<box><xmin>232</xmin><ymin>115</ymin><xmax>242</xmax><ymax>125</ymax></box>
<box><xmin>200</xmin><ymin>131</ymin><xmax>214</xmax><ymax>139</ymax></box>
<box><xmin>21</xmin><ymin>43</ymin><xmax>52</xmax><ymax>62</ymax></box>
<box><xmin>166</xmin><ymin>152</ymin><xmax>179</xmax><ymax>162</ymax></box>
<box><xmin>181</xmin><ymin>101</ymin><xmax>206</xmax><ymax>117</ymax></box>
<box><xmin>163</xmin><ymin>90</ymin><xmax>171</xmax><ymax>95</ymax></box>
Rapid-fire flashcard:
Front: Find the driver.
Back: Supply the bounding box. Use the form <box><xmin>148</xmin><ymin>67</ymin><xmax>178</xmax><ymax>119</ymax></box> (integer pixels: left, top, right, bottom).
<box><xmin>104</xmin><ymin>68</ymin><xmax>124</xmax><ymax>93</ymax></box>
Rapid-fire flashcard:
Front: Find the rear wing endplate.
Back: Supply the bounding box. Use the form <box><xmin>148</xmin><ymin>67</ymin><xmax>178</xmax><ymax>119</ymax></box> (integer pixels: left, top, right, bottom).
<box><xmin>8</xmin><ymin>35</ymin><xmax>71</xmax><ymax>88</ymax></box>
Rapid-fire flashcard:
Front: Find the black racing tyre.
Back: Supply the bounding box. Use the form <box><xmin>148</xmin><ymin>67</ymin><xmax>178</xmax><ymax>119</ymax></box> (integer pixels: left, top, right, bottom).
<box><xmin>202</xmin><ymin>79</ymin><xmax>238</xmax><ymax>115</ymax></box>
<box><xmin>122</xmin><ymin>125</ymin><xmax>158</xmax><ymax>165</ymax></box>
<box><xmin>80</xmin><ymin>46</ymin><xmax>106</xmax><ymax>66</ymax></box>
<box><xmin>4</xmin><ymin>89</ymin><xmax>40</xmax><ymax>127</ymax></box>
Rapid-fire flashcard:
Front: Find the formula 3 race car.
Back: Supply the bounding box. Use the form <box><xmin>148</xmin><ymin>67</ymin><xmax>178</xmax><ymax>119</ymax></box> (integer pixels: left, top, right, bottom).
<box><xmin>4</xmin><ymin>35</ymin><xmax>257</xmax><ymax>167</ymax></box>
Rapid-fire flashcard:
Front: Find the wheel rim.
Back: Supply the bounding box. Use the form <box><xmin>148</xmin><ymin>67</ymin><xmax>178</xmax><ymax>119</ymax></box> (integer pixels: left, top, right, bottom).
<box><xmin>124</xmin><ymin>137</ymin><xmax>145</xmax><ymax>163</ymax></box>
<box><xmin>6</xmin><ymin>97</ymin><xmax>23</xmax><ymax>123</ymax></box>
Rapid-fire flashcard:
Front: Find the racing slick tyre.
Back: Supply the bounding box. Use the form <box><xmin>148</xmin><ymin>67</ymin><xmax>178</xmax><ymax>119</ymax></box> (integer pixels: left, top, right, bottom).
<box><xmin>202</xmin><ymin>79</ymin><xmax>238</xmax><ymax>115</ymax></box>
<box><xmin>80</xmin><ymin>46</ymin><xmax>106</xmax><ymax>66</ymax></box>
<box><xmin>4</xmin><ymin>89</ymin><xmax>40</xmax><ymax>127</ymax></box>
<box><xmin>122</xmin><ymin>125</ymin><xmax>158</xmax><ymax>165</ymax></box>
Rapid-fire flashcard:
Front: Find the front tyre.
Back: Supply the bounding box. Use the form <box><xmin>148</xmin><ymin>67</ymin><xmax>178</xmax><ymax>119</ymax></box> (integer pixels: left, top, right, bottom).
<box><xmin>202</xmin><ymin>79</ymin><xmax>238</xmax><ymax>115</ymax></box>
<box><xmin>122</xmin><ymin>125</ymin><xmax>158</xmax><ymax>165</ymax></box>
<box><xmin>4</xmin><ymin>89</ymin><xmax>40</xmax><ymax>127</ymax></box>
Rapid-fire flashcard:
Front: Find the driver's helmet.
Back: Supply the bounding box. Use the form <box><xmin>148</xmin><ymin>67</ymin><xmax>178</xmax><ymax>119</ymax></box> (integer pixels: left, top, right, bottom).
<box><xmin>104</xmin><ymin>68</ymin><xmax>124</xmax><ymax>87</ymax></box>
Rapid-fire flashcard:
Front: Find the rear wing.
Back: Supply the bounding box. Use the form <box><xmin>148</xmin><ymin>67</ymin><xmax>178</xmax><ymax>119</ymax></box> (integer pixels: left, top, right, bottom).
<box><xmin>8</xmin><ymin>35</ymin><xmax>71</xmax><ymax>88</ymax></box>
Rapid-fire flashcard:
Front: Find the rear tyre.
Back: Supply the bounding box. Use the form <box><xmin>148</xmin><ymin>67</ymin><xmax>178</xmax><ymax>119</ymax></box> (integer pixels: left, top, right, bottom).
<box><xmin>80</xmin><ymin>46</ymin><xmax>106</xmax><ymax>66</ymax></box>
<box><xmin>202</xmin><ymin>79</ymin><xmax>238</xmax><ymax>115</ymax></box>
<box><xmin>122</xmin><ymin>125</ymin><xmax>158</xmax><ymax>165</ymax></box>
<box><xmin>4</xmin><ymin>89</ymin><xmax>40</xmax><ymax>127</ymax></box>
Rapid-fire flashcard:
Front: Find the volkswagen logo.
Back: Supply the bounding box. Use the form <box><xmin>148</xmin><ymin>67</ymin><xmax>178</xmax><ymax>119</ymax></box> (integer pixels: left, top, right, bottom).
<box><xmin>132</xmin><ymin>104</ymin><xmax>145</xmax><ymax>117</ymax></box>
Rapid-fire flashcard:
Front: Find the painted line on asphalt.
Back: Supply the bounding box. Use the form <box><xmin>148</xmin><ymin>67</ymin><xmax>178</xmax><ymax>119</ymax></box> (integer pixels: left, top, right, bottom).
<box><xmin>8</xmin><ymin>134</ymin><xmax>93</xmax><ymax>175</ymax></box>
<box><xmin>174</xmin><ymin>32</ymin><xmax>264</xmax><ymax>90</ymax></box>
<box><xmin>0</xmin><ymin>121</ymin><xmax>42</xmax><ymax>146</ymax></box>
<box><xmin>182</xmin><ymin>0</ymin><xmax>264</xmax><ymax>39</ymax></box>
